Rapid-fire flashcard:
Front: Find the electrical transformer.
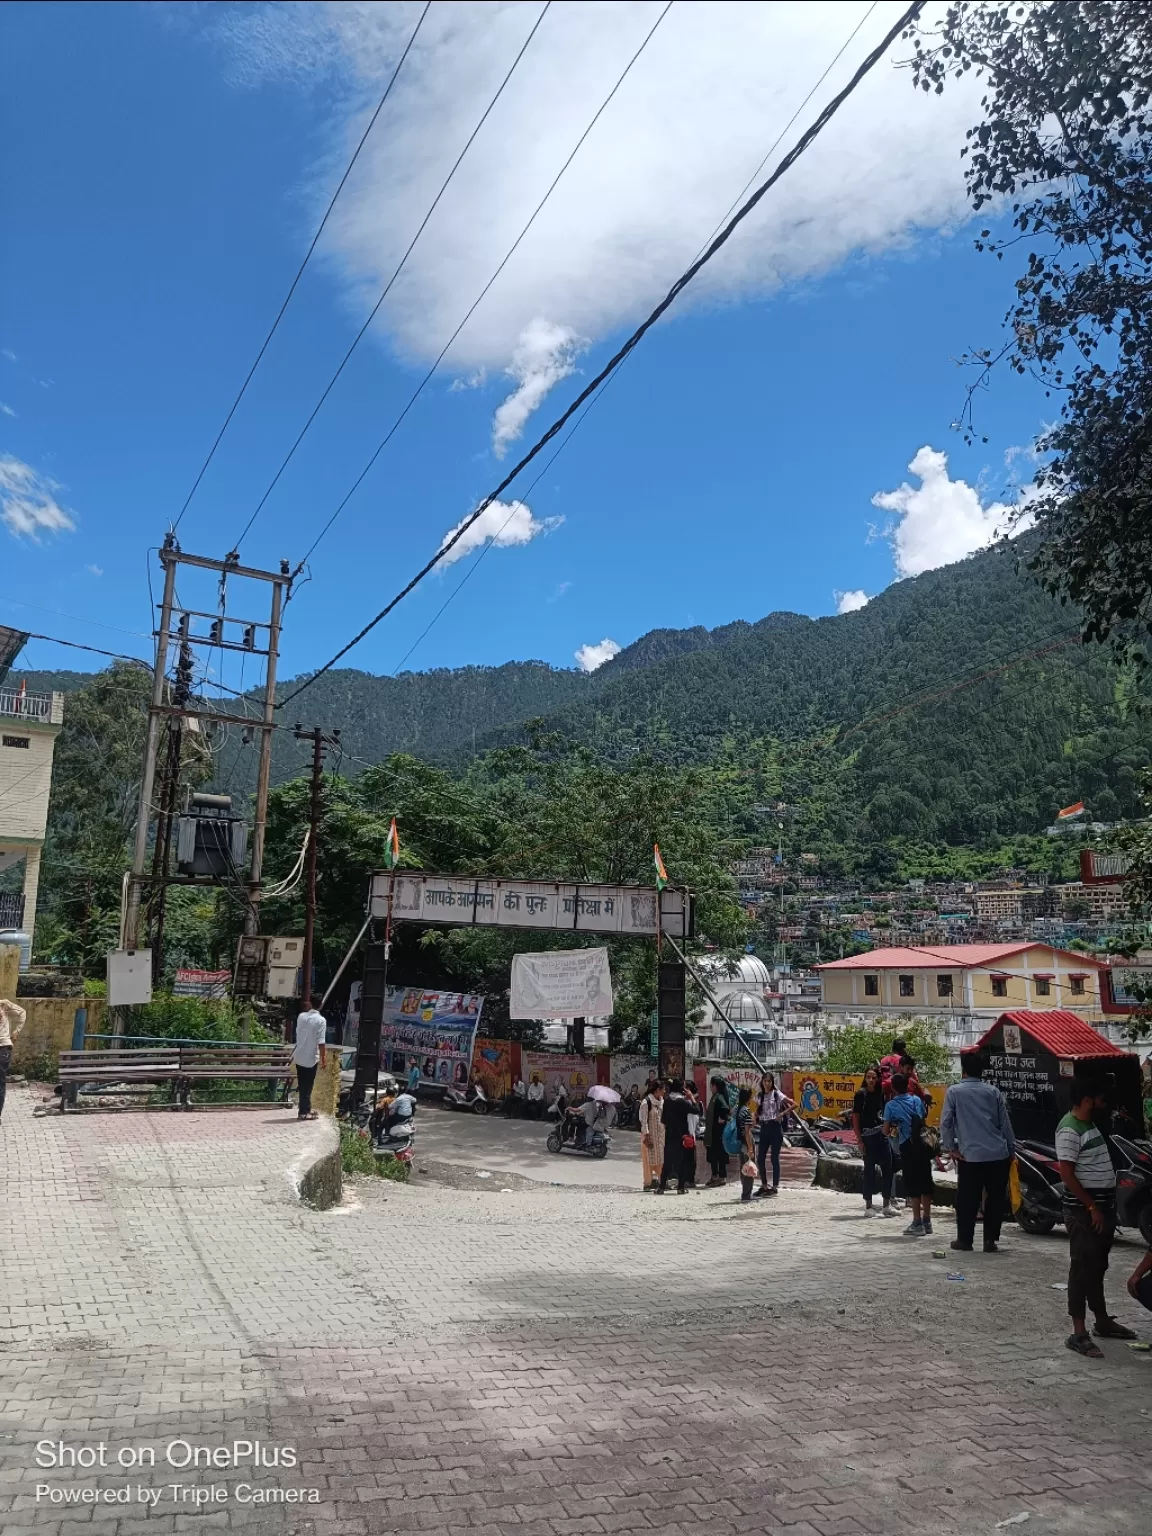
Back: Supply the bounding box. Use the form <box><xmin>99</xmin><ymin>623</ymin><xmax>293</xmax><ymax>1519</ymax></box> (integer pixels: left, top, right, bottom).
<box><xmin>176</xmin><ymin>792</ymin><xmax>248</xmax><ymax>879</ymax></box>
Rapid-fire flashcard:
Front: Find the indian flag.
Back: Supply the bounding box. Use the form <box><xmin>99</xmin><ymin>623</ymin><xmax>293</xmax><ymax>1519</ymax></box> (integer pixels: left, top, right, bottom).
<box><xmin>1057</xmin><ymin>801</ymin><xmax>1086</xmax><ymax>821</ymax></box>
<box><xmin>385</xmin><ymin>817</ymin><xmax>401</xmax><ymax>869</ymax></box>
<box><xmin>653</xmin><ymin>844</ymin><xmax>669</xmax><ymax>891</ymax></box>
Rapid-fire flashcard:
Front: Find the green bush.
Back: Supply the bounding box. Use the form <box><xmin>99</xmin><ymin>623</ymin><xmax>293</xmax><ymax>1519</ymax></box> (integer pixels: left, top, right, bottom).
<box><xmin>339</xmin><ymin>1123</ymin><xmax>411</xmax><ymax>1182</ymax></box>
<box><xmin>816</xmin><ymin>1018</ymin><xmax>954</xmax><ymax>1082</ymax></box>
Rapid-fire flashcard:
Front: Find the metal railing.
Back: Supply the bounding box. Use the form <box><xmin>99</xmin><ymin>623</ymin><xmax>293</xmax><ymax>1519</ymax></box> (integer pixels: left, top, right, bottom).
<box><xmin>0</xmin><ymin>891</ymin><xmax>25</xmax><ymax>928</ymax></box>
<box><xmin>0</xmin><ymin>687</ymin><xmax>51</xmax><ymax>722</ymax></box>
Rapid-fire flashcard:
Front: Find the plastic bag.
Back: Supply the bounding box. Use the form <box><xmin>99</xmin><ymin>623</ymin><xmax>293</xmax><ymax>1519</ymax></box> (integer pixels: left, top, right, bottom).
<box><xmin>742</xmin><ymin>1160</ymin><xmax>757</xmax><ymax>1178</ymax></box>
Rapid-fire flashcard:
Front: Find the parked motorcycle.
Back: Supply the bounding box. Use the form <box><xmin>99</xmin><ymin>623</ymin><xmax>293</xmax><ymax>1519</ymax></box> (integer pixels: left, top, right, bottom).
<box><xmin>444</xmin><ymin>1083</ymin><xmax>489</xmax><ymax>1115</ymax></box>
<box><xmin>374</xmin><ymin>1118</ymin><xmax>416</xmax><ymax>1170</ymax></box>
<box><xmin>547</xmin><ymin>1110</ymin><xmax>610</xmax><ymax>1160</ymax></box>
<box><xmin>1014</xmin><ymin>1135</ymin><xmax>1152</xmax><ymax>1243</ymax></box>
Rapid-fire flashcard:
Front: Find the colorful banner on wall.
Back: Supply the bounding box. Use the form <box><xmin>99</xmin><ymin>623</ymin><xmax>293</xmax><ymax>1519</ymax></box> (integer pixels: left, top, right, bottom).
<box><xmin>472</xmin><ymin>1036</ymin><xmax>513</xmax><ymax>1101</ymax></box>
<box><xmin>609</xmin><ymin>1053</ymin><xmax>657</xmax><ymax>1096</ymax></box>
<box><xmin>522</xmin><ymin>1050</ymin><xmax>598</xmax><ymax>1099</ymax></box>
<box><xmin>793</xmin><ymin>1070</ymin><xmax>944</xmax><ymax>1128</ymax></box>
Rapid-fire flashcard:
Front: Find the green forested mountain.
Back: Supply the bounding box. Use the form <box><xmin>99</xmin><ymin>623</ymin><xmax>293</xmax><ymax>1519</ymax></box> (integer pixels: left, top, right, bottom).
<box><xmin>20</xmin><ymin>536</ymin><xmax>1152</xmax><ymax>849</ymax></box>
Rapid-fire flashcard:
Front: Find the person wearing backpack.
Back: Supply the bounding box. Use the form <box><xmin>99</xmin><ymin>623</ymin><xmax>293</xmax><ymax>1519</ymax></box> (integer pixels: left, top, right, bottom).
<box><xmin>704</xmin><ymin>1076</ymin><xmax>732</xmax><ymax>1186</ymax></box>
<box><xmin>879</xmin><ymin>1037</ymin><xmax>907</xmax><ymax>1098</ymax></box>
<box><xmin>883</xmin><ymin>1072</ymin><xmax>935</xmax><ymax>1236</ymax></box>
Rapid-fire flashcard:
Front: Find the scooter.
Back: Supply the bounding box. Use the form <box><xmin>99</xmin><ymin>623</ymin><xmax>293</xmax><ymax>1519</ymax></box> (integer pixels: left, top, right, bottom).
<box><xmin>444</xmin><ymin>1083</ymin><xmax>489</xmax><ymax>1115</ymax></box>
<box><xmin>547</xmin><ymin>1110</ymin><xmax>610</xmax><ymax>1160</ymax></box>
<box><xmin>1014</xmin><ymin>1135</ymin><xmax>1152</xmax><ymax>1243</ymax></box>
<box><xmin>371</xmin><ymin>1112</ymin><xmax>416</xmax><ymax>1169</ymax></box>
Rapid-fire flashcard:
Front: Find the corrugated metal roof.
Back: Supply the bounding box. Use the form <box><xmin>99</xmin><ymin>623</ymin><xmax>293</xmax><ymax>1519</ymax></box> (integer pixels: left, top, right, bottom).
<box><xmin>816</xmin><ymin>943</ymin><xmax>1107</xmax><ymax>971</ymax></box>
<box><xmin>977</xmin><ymin>1009</ymin><xmax>1125</xmax><ymax>1058</ymax></box>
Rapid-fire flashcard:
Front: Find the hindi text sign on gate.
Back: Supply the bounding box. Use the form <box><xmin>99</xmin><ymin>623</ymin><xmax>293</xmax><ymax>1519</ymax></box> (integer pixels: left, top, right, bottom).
<box><xmin>369</xmin><ymin>873</ymin><xmax>690</xmax><ymax>939</ymax></box>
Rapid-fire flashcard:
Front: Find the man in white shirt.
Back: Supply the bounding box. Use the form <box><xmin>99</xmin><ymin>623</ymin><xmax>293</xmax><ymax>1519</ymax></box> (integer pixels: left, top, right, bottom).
<box><xmin>292</xmin><ymin>1006</ymin><xmax>328</xmax><ymax>1120</ymax></box>
<box><xmin>0</xmin><ymin>997</ymin><xmax>26</xmax><ymax>1125</ymax></box>
<box><xmin>526</xmin><ymin>1076</ymin><xmax>545</xmax><ymax>1119</ymax></box>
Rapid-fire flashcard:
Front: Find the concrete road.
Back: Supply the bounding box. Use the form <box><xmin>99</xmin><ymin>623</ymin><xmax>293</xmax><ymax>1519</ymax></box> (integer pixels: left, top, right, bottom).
<box><xmin>413</xmin><ymin>1104</ymin><xmax>641</xmax><ymax>1186</ymax></box>
<box><xmin>4</xmin><ymin>1083</ymin><xmax>1151</xmax><ymax>1536</ymax></box>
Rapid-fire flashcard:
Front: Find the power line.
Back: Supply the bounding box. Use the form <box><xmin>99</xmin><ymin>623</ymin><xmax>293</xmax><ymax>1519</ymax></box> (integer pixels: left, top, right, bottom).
<box><xmin>290</xmin><ymin>0</ymin><xmax>675</xmax><ymax>579</ymax></box>
<box><xmin>231</xmin><ymin>0</ymin><xmax>554</xmax><ymax>555</ymax></box>
<box><xmin>170</xmin><ymin>1</ymin><xmax>433</xmax><ymax>534</ymax></box>
<box><xmin>382</xmin><ymin>0</ymin><xmax>879</xmax><ymax>674</ymax></box>
<box><xmin>2</xmin><ymin>631</ymin><xmax>152</xmax><ymax>669</ymax></box>
<box><xmin>278</xmin><ymin>0</ymin><xmax>926</xmax><ymax>709</ymax></box>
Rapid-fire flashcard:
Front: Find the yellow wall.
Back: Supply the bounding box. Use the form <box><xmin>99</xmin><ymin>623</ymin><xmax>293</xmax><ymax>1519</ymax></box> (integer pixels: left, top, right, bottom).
<box><xmin>12</xmin><ymin>997</ymin><xmax>106</xmax><ymax>1069</ymax></box>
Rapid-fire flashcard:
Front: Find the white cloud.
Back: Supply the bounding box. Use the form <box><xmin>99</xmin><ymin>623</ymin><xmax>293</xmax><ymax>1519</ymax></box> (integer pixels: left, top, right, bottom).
<box><xmin>0</xmin><ymin>455</ymin><xmax>76</xmax><ymax>541</ymax></box>
<box><xmin>871</xmin><ymin>446</ymin><xmax>1034</xmax><ymax>579</ymax></box>
<box><xmin>575</xmin><ymin>637</ymin><xmax>621</xmax><ymax>672</ymax></box>
<box><xmin>548</xmin><ymin>580</ymin><xmax>573</xmax><ymax>603</ymax></box>
<box><xmin>0</xmin><ymin>403</ymin><xmax>15</xmax><ymax>418</ymax></box>
<box><xmin>86</xmin><ymin>564</ymin><xmax>104</xmax><ymax>577</ymax></box>
<box><xmin>1</xmin><ymin>349</ymin><xmax>15</xmax><ymax>363</ymax></box>
<box><xmin>835</xmin><ymin>588</ymin><xmax>870</xmax><ymax>614</ymax></box>
<box><xmin>492</xmin><ymin>319</ymin><xmax>581</xmax><ymax>457</ymax></box>
<box><xmin>437</xmin><ymin>498</ymin><xmax>561</xmax><ymax>567</ymax></box>
<box><xmin>204</xmin><ymin>3</ymin><xmax>980</xmax><ymax>443</ymax></box>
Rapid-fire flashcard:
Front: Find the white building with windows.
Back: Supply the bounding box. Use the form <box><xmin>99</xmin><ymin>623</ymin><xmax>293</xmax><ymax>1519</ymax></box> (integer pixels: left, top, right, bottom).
<box><xmin>0</xmin><ymin>628</ymin><xmax>64</xmax><ymax>961</ymax></box>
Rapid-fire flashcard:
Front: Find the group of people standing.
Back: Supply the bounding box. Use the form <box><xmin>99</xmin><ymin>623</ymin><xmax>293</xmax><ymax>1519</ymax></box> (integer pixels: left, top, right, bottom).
<box><xmin>637</xmin><ymin>1071</ymin><xmax>794</xmax><ymax>1200</ymax></box>
<box><xmin>851</xmin><ymin>1038</ymin><xmax>938</xmax><ymax>1235</ymax></box>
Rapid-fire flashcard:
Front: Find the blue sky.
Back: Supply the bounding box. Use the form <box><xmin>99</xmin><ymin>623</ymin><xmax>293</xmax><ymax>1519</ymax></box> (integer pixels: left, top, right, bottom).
<box><xmin>1</xmin><ymin>1</ymin><xmax>1049</xmax><ymax>691</ymax></box>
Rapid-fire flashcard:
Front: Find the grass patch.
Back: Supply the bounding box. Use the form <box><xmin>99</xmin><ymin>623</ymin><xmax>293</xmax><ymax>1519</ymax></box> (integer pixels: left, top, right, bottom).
<box><xmin>340</xmin><ymin>1123</ymin><xmax>410</xmax><ymax>1182</ymax></box>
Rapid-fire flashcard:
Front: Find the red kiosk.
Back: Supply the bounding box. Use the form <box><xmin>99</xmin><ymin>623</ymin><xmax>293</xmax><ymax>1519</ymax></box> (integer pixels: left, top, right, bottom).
<box><xmin>975</xmin><ymin>1009</ymin><xmax>1143</xmax><ymax>1141</ymax></box>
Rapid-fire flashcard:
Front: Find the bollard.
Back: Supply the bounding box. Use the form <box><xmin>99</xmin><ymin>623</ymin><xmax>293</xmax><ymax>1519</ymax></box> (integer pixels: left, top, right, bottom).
<box><xmin>71</xmin><ymin>1005</ymin><xmax>87</xmax><ymax>1052</ymax></box>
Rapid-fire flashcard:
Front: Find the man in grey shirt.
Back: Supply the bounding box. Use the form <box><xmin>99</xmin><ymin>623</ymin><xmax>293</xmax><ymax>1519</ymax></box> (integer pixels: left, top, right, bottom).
<box><xmin>941</xmin><ymin>1051</ymin><xmax>1015</xmax><ymax>1254</ymax></box>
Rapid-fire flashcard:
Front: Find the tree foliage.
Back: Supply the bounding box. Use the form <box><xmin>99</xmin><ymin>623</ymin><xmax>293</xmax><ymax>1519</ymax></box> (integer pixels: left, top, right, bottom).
<box><xmin>815</xmin><ymin>1018</ymin><xmax>954</xmax><ymax>1082</ymax></box>
<box><xmin>908</xmin><ymin>1</ymin><xmax>1152</xmax><ymax>645</ymax></box>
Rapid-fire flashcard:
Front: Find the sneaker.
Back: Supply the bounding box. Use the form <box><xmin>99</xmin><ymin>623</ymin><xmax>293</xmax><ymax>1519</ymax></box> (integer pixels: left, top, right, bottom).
<box><xmin>904</xmin><ymin>1221</ymin><xmax>925</xmax><ymax>1237</ymax></box>
<box><xmin>951</xmin><ymin>1239</ymin><xmax>973</xmax><ymax>1252</ymax></box>
<box><xmin>881</xmin><ymin>1205</ymin><xmax>899</xmax><ymax>1218</ymax></box>
<box><xmin>922</xmin><ymin>1219</ymin><xmax>933</xmax><ymax>1236</ymax></box>
<box><xmin>863</xmin><ymin>1207</ymin><xmax>876</xmax><ymax>1218</ymax></box>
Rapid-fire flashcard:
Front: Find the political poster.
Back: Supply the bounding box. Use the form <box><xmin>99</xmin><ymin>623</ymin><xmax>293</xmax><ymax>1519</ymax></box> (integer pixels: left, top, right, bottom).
<box><xmin>522</xmin><ymin>1051</ymin><xmax>598</xmax><ymax>1101</ymax></box>
<box><xmin>510</xmin><ymin>947</ymin><xmax>614</xmax><ymax>1020</ymax></box>
<box><xmin>609</xmin><ymin>1053</ymin><xmax>657</xmax><ymax>1096</ymax></box>
<box><xmin>346</xmin><ymin>983</ymin><xmax>483</xmax><ymax>1088</ymax></box>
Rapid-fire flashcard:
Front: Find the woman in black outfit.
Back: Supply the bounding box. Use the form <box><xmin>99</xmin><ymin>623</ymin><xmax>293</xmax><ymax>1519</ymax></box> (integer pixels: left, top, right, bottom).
<box><xmin>704</xmin><ymin>1075</ymin><xmax>732</xmax><ymax>1186</ymax></box>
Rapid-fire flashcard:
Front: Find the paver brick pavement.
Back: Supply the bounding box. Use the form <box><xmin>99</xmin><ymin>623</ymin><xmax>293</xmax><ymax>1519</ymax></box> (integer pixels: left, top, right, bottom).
<box><xmin>1</xmin><ymin>1084</ymin><xmax>1150</xmax><ymax>1534</ymax></box>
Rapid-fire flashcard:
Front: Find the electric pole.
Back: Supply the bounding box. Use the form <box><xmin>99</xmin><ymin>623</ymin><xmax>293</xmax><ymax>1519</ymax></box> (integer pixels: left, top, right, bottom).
<box><xmin>124</xmin><ymin>537</ymin><xmax>291</xmax><ymax>957</ymax></box>
<box><xmin>294</xmin><ymin>725</ymin><xmax>340</xmax><ymax>1011</ymax></box>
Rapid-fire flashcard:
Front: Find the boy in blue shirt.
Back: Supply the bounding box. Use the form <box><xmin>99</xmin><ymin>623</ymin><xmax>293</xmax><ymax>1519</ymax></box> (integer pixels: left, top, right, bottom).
<box><xmin>884</xmin><ymin>1073</ymin><xmax>934</xmax><ymax>1237</ymax></box>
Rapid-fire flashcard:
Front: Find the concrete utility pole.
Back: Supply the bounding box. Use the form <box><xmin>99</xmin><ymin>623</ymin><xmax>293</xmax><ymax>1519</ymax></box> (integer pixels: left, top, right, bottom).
<box><xmin>293</xmin><ymin>725</ymin><xmax>341</xmax><ymax>1010</ymax></box>
<box><xmin>125</xmin><ymin>538</ymin><xmax>292</xmax><ymax>955</ymax></box>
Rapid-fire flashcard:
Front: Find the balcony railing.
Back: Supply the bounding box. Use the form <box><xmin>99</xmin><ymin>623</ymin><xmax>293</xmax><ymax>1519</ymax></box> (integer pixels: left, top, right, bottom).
<box><xmin>0</xmin><ymin>688</ymin><xmax>51</xmax><ymax>722</ymax></box>
<box><xmin>0</xmin><ymin>891</ymin><xmax>26</xmax><ymax>928</ymax></box>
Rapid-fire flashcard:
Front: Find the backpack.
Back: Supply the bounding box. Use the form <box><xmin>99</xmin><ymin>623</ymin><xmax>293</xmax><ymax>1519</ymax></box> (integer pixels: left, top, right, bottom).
<box><xmin>722</xmin><ymin>1113</ymin><xmax>741</xmax><ymax>1156</ymax></box>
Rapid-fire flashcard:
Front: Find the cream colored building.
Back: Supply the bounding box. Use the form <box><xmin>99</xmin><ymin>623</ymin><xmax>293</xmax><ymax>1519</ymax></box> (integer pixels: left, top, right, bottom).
<box><xmin>816</xmin><ymin>942</ymin><xmax>1107</xmax><ymax>1024</ymax></box>
<box><xmin>0</xmin><ymin>676</ymin><xmax>65</xmax><ymax>957</ymax></box>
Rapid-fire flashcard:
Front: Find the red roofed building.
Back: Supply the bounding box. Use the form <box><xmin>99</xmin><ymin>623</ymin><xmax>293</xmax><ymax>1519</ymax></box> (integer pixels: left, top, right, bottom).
<box><xmin>975</xmin><ymin>1009</ymin><xmax>1141</xmax><ymax>1140</ymax></box>
<box><xmin>816</xmin><ymin>943</ymin><xmax>1107</xmax><ymax>1024</ymax></box>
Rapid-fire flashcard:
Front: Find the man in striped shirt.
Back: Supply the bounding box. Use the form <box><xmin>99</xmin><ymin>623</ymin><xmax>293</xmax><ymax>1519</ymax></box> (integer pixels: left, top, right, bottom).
<box><xmin>1056</xmin><ymin>1076</ymin><xmax>1138</xmax><ymax>1358</ymax></box>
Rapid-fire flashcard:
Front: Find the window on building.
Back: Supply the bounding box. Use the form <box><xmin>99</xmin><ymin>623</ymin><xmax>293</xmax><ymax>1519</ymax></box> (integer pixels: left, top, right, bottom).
<box><xmin>2</xmin><ymin>735</ymin><xmax>30</xmax><ymax>749</ymax></box>
<box><xmin>864</xmin><ymin>975</ymin><xmax>879</xmax><ymax>997</ymax></box>
<box><xmin>899</xmin><ymin>974</ymin><xmax>915</xmax><ymax>998</ymax></box>
<box><xmin>1069</xmin><ymin>974</ymin><xmax>1086</xmax><ymax>996</ymax></box>
<box><xmin>936</xmin><ymin>974</ymin><xmax>953</xmax><ymax>998</ymax></box>
<box><xmin>1035</xmin><ymin>977</ymin><xmax>1051</xmax><ymax>997</ymax></box>
<box><xmin>991</xmin><ymin>976</ymin><xmax>1008</xmax><ymax>997</ymax></box>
